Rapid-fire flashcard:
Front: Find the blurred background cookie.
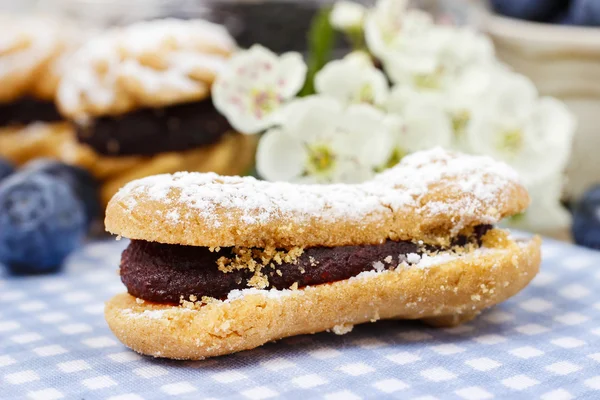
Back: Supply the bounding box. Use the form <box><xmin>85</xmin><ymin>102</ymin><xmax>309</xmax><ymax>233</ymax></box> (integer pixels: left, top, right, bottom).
<box><xmin>55</xmin><ymin>18</ymin><xmax>257</xmax><ymax>205</ymax></box>
<box><xmin>0</xmin><ymin>14</ymin><xmax>76</xmax><ymax>164</ymax></box>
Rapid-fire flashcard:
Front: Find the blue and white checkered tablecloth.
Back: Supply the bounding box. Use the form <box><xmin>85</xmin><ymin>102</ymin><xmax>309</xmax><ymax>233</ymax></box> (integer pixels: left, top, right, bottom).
<box><xmin>1</xmin><ymin>237</ymin><xmax>600</xmax><ymax>400</ymax></box>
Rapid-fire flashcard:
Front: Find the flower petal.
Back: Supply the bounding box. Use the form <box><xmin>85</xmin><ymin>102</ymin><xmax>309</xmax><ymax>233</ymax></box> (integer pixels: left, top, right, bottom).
<box><xmin>277</xmin><ymin>52</ymin><xmax>308</xmax><ymax>98</ymax></box>
<box><xmin>284</xmin><ymin>95</ymin><xmax>342</xmax><ymax>142</ymax></box>
<box><xmin>331</xmin><ymin>159</ymin><xmax>377</xmax><ymax>183</ymax></box>
<box><xmin>330</xmin><ymin>1</ymin><xmax>367</xmax><ymax>30</ymax></box>
<box><xmin>332</xmin><ymin>104</ymin><xmax>393</xmax><ymax>166</ymax></box>
<box><xmin>507</xmin><ymin>173</ymin><xmax>571</xmax><ymax>233</ymax></box>
<box><xmin>315</xmin><ymin>57</ymin><xmax>389</xmax><ymax>106</ymax></box>
<box><xmin>212</xmin><ymin>45</ymin><xmax>306</xmax><ymax>134</ymax></box>
<box><xmin>256</xmin><ymin>127</ymin><xmax>307</xmax><ymax>182</ymax></box>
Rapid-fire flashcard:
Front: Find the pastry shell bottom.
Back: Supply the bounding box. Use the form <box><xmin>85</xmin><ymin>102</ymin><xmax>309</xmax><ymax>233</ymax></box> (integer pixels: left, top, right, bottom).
<box><xmin>105</xmin><ymin>235</ymin><xmax>541</xmax><ymax>360</ymax></box>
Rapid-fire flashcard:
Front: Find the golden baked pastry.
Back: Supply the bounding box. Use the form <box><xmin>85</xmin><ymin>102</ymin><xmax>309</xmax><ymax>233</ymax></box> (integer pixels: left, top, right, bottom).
<box><xmin>0</xmin><ymin>15</ymin><xmax>63</xmax><ymax>103</ymax></box>
<box><xmin>53</xmin><ymin>18</ymin><xmax>254</xmax><ymax>206</ymax></box>
<box><xmin>104</xmin><ymin>148</ymin><xmax>541</xmax><ymax>360</ymax></box>
<box><xmin>57</xmin><ymin>18</ymin><xmax>236</xmax><ymax>120</ymax></box>
<box><xmin>0</xmin><ymin>14</ymin><xmax>75</xmax><ymax>165</ymax></box>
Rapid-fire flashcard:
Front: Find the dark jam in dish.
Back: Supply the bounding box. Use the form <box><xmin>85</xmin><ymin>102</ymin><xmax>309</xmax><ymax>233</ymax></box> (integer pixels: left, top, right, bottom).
<box><xmin>120</xmin><ymin>225</ymin><xmax>492</xmax><ymax>303</ymax></box>
<box><xmin>75</xmin><ymin>98</ymin><xmax>231</xmax><ymax>156</ymax></box>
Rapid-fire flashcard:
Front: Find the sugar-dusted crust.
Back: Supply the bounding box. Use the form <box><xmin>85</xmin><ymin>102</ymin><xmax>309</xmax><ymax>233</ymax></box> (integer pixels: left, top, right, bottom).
<box><xmin>105</xmin><ymin>148</ymin><xmax>530</xmax><ymax>248</ymax></box>
<box><xmin>105</xmin><ymin>234</ymin><xmax>541</xmax><ymax>360</ymax></box>
<box><xmin>30</xmin><ymin>25</ymin><xmax>87</xmax><ymax>102</ymax></box>
<box><xmin>98</xmin><ymin>133</ymin><xmax>257</xmax><ymax>206</ymax></box>
<box><xmin>57</xmin><ymin>19</ymin><xmax>237</xmax><ymax>119</ymax></box>
<box><xmin>0</xmin><ymin>14</ymin><xmax>63</xmax><ymax>102</ymax></box>
<box><xmin>63</xmin><ymin>131</ymin><xmax>256</xmax><ymax>206</ymax></box>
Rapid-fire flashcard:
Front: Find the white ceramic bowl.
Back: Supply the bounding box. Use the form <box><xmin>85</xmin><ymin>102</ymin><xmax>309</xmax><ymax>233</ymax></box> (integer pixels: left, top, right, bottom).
<box><xmin>480</xmin><ymin>10</ymin><xmax>600</xmax><ymax>200</ymax></box>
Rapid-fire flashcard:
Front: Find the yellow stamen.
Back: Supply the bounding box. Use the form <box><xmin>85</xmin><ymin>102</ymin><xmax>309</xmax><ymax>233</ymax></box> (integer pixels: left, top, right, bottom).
<box><xmin>306</xmin><ymin>145</ymin><xmax>336</xmax><ymax>175</ymax></box>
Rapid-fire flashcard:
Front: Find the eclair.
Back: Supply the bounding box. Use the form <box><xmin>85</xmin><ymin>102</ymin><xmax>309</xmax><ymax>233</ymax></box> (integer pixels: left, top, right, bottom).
<box><xmin>55</xmin><ymin>18</ymin><xmax>257</xmax><ymax>206</ymax></box>
<box><xmin>104</xmin><ymin>148</ymin><xmax>541</xmax><ymax>360</ymax></box>
<box><xmin>0</xmin><ymin>14</ymin><xmax>74</xmax><ymax>164</ymax></box>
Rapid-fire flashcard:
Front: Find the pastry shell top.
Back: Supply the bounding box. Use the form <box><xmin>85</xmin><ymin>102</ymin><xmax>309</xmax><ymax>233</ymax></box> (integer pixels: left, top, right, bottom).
<box><xmin>57</xmin><ymin>18</ymin><xmax>237</xmax><ymax>120</ymax></box>
<box><xmin>105</xmin><ymin>148</ymin><xmax>530</xmax><ymax>248</ymax></box>
<box><xmin>0</xmin><ymin>14</ymin><xmax>64</xmax><ymax>103</ymax></box>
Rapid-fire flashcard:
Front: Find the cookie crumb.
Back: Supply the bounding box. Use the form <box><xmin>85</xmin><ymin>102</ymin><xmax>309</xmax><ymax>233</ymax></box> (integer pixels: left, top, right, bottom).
<box><xmin>331</xmin><ymin>324</ymin><xmax>354</xmax><ymax>335</ymax></box>
<box><xmin>216</xmin><ymin>246</ymin><xmax>304</xmax><ymax>289</ymax></box>
<box><xmin>406</xmin><ymin>253</ymin><xmax>421</xmax><ymax>264</ymax></box>
<box><xmin>248</xmin><ymin>273</ymin><xmax>269</xmax><ymax>289</ymax></box>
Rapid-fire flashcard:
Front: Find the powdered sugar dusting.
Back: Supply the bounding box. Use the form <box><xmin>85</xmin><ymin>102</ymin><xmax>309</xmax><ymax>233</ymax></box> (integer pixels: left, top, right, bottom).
<box><xmin>406</xmin><ymin>253</ymin><xmax>421</xmax><ymax>264</ymax></box>
<box><xmin>0</xmin><ymin>14</ymin><xmax>61</xmax><ymax>84</ymax></box>
<box><xmin>114</xmin><ymin>148</ymin><xmax>523</xmax><ymax>231</ymax></box>
<box><xmin>370</xmin><ymin>148</ymin><xmax>521</xmax><ymax>234</ymax></box>
<box><xmin>58</xmin><ymin>18</ymin><xmax>236</xmax><ymax>118</ymax></box>
<box><xmin>372</xmin><ymin>261</ymin><xmax>385</xmax><ymax>272</ymax></box>
<box><xmin>166</xmin><ymin>210</ymin><xmax>180</xmax><ymax>223</ymax></box>
<box><xmin>226</xmin><ymin>287</ymin><xmax>294</xmax><ymax>301</ymax></box>
<box><xmin>121</xmin><ymin>307</ymin><xmax>193</xmax><ymax>320</ymax></box>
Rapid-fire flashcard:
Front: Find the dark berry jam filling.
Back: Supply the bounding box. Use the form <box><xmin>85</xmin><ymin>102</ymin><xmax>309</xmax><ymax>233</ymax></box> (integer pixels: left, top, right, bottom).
<box><xmin>75</xmin><ymin>98</ymin><xmax>231</xmax><ymax>157</ymax></box>
<box><xmin>120</xmin><ymin>225</ymin><xmax>491</xmax><ymax>303</ymax></box>
<box><xmin>0</xmin><ymin>97</ymin><xmax>63</xmax><ymax>127</ymax></box>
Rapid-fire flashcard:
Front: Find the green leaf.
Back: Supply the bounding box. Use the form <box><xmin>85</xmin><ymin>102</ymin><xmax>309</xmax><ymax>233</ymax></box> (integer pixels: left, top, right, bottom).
<box><xmin>299</xmin><ymin>7</ymin><xmax>337</xmax><ymax>97</ymax></box>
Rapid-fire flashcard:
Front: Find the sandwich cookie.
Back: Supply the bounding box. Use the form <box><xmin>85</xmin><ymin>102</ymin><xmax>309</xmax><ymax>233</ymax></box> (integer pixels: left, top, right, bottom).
<box><xmin>56</xmin><ymin>18</ymin><xmax>257</xmax><ymax>206</ymax></box>
<box><xmin>0</xmin><ymin>14</ymin><xmax>75</xmax><ymax>164</ymax></box>
<box><xmin>104</xmin><ymin>148</ymin><xmax>541</xmax><ymax>360</ymax></box>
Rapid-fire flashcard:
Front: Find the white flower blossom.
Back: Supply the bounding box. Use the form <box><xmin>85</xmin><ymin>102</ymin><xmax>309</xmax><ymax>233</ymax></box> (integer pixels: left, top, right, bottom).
<box><xmin>212</xmin><ymin>45</ymin><xmax>307</xmax><ymax>134</ymax></box>
<box><xmin>446</xmin><ymin>64</ymin><xmax>510</xmax><ymax>141</ymax></box>
<box><xmin>314</xmin><ymin>53</ymin><xmax>389</xmax><ymax>106</ymax></box>
<box><xmin>507</xmin><ymin>174</ymin><xmax>571</xmax><ymax>234</ymax></box>
<box><xmin>330</xmin><ymin>1</ymin><xmax>367</xmax><ymax>31</ymax></box>
<box><xmin>445</xmin><ymin>28</ymin><xmax>494</xmax><ymax>76</ymax></box>
<box><xmin>365</xmin><ymin>0</ymin><xmax>494</xmax><ymax>90</ymax></box>
<box><xmin>343</xmin><ymin>50</ymin><xmax>373</xmax><ymax>67</ymax></box>
<box><xmin>256</xmin><ymin>96</ymin><xmax>394</xmax><ymax>183</ymax></box>
<box><xmin>384</xmin><ymin>86</ymin><xmax>453</xmax><ymax>166</ymax></box>
<box><xmin>465</xmin><ymin>70</ymin><xmax>576</xmax><ymax>186</ymax></box>
<box><xmin>364</xmin><ymin>0</ymin><xmax>409</xmax><ymax>59</ymax></box>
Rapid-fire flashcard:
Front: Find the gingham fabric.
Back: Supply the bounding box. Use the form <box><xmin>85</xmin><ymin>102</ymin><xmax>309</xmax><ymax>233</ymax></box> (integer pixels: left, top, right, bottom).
<box><xmin>1</xmin><ymin>237</ymin><xmax>599</xmax><ymax>400</ymax></box>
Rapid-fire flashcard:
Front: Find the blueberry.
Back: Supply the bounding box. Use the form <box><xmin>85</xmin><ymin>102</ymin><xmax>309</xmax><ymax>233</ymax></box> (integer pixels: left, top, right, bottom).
<box><xmin>21</xmin><ymin>159</ymin><xmax>100</xmax><ymax>227</ymax></box>
<box><xmin>552</xmin><ymin>10</ymin><xmax>577</xmax><ymax>25</ymax></box>
<box><xmin>0</xmin><ymin>158</ymin><xmax>14</xmax><ymax>182</ymax></box>
<box><xmin>569</xmin><ymin>0</ymin><xmax>600</xmax><ymax>26</ymax></box>
<box><xmin>572</xmin><ymin>185</ymin><xmax>600</xmax><ymax>250</ymax></box>
<box><xmin>490</xmin><ymin>0</ymin><xmax>571</xmax><ymax>22</ymax></box>
<box><xmin>0</xmin><ymin>173</ymin><xmax>86</xmax><ymax>274</ymax></box>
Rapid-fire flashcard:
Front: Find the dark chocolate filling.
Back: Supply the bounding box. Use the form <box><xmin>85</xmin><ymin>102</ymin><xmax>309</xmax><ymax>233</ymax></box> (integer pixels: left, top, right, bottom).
<box><xmin>75</xmin><ymin>98</ymin><xmax>231</xmax><ymax>156</ymax></box>
<box><xmin>0</xmin><ymin>97</ymin><xmax>63</xmax><ymax>127</ymax></box>
<box><xmin>120</xmin><ymin>225</ymin><xmax>491</xmax><ymax>304</ymax></box>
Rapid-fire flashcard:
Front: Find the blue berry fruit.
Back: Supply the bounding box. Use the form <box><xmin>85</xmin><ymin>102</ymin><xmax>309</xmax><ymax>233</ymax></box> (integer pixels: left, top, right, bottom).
<box><xmin>0</xmin><ymin>173</ymin><xmax>86</xmax><ymax>274</ymax></box>
<box><xmin>0</xmin><ymin>158</ymin><xmax>14</xmax><ymax>181</ymax></box>
<box><xmin>22</xmin><ymin>159</ymin><xmax>100</xmax><ymax>227</ymax></box>
<box><xmin>491</xmin><ymin>0</ymin><xmax>570</xmax><ymax>22</ymax></box>
<box><xmin>569</xmin><ymin>0</ymin><xmax>600</xmax><ymax>26</ymax></box>
<box><xmin>572</xmin><ymin>185</ymin><xmax>600</xmax><ymax>250</ymax></box>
